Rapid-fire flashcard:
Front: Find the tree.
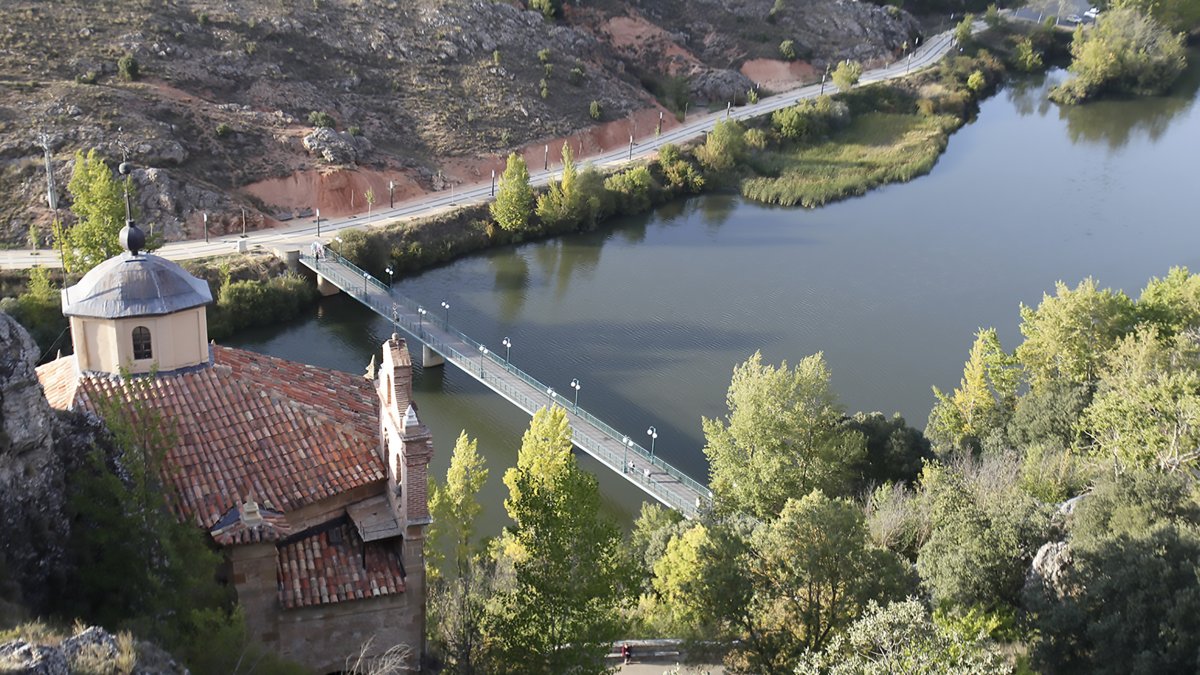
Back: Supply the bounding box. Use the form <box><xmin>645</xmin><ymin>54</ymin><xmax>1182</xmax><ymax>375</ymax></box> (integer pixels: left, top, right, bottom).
<box><xmin>954</xmin><ymin>14</ymin><xmax>976</xmax><ymax>47</ymax></box>
<box><xmin>10</xmin><ymin>267</ymin><xmax>67</xmax><ymax>355</ymax></box>
<box><xmin>967</xmin><ymin>70</ymin><xmax>987</xmax><ymax>93</ymax></box>
<box><xmin>490</xmin><ymin>153</ymin><xmax>534</xmax><ymax>233</ymax></box>
<box><xmin>536</xmin><ymin>144</ymin><xmax>600</xmax><ymax>231</ymax></box>
<box><xmin>1050</xmin><ymin>7</ymin><xmax>1187</xmax><ymax>104</ymax></box>
<box><xmin>695</xmin><ymin>119</ymin><xmax>747</xmax><ymax>173</ymax></box>
<box><xmin>927</xmin><ymin>328</ymin><xmax>1019</xmax><ymax>453</ymax></box>
<box><xmin>603</xmin><ymin>166</ymin><xmax>655</xmax><ymax>216</ymax></box>
<box><xmin>779</xmin><ymin>39</ymin><xmax>797</xmax><ymax>60</ymax></box>
<box><xmin>656</xmin><ymin>494</ymin><xmax>907</xmax><ymax>674</ymax></box>
<box><xmin>1079</xmin><ymin>328</ymin><xmax>1200</xmax><ymax>473</ymax></box>
<box><xmin>1137</xmin><ymin>266</ymin><xmax>1200</xmax><ymax>337</ymax></box>
<box><xmin>984</xmin><ymin>3</ymin><xmax>1004</xmax><ymax>28</ymax></box>
<box><xmin>487</xmin><ymin>407</ymin><xmax>633</xmax><ymax>674</ymax></box>
<box><xmin>1108</xmin><ymin>0</ymin><xmax>1200</xmax><ymax>34</ymax></box>
<box><xmin>795</xmin><ymin>598</ymin><xmax>1012</xmax><ymax>674</ymax></box>
<box><xmin>529</xmin><ymin>0</ymin><xmax>562</xmax><ymax>20</ymax></box>
<box><xmin>916</xmin><ymin>459</ymin><xmax>1048</xmax><ymax>624</ymax></box>
<box><xmin>844</xmin><ymin>411</ymin><xmax>932</xmax><ymax>490</ymax></box>
<box><xmin>1013</xmin><ymin>37</ymin><xmax>1044</xmax><ymax>72</ymax></box>
<box><xmin>60</xmin><ymin>149</ymin><xmax>129</xmax><ymax>273</ymax></box>
<box><xmin>363</xmin><ymin>187</ymin><xmax>376</xmax><ymax>219</ymax></box>
<box><xmin>64</xmin><ymin>372</ymin><xmax>230</xmax><ymax>653</ymax></box>
<box><xmin>831</xmin><ymin>60</ymin><xmax>862</xmax><ymax>91</ymax></box>
<box><xmin>703</xmin><ymin>352</ymin><xmax>864</xmax><ymax>519</ymax></box>
<box><xmin>427</xmin><ymin>432</ymin><xmax>492</xmax><ymax>675</ymax></box>
<box><xmin>1015</xmin><ymin>277</ymin><xmax>1137</xmax><ymax>390</ymax></box>
<box><xmin>1027</xmin><ymin>471</ymin><xmax>1200</xmax><ymax>674</ymax></box>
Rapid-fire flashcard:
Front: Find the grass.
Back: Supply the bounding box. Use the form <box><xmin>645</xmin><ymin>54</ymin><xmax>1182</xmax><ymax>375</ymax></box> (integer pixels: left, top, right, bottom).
<box><xmin>740</xmin><ymin>112</ymin><xmax>960</xmax><ymax>208</ymax></box>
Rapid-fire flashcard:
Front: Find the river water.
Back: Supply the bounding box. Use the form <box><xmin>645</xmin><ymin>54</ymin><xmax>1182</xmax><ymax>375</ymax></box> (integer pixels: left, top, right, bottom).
<box><xmin>230</xmin><ymin>60</ymin><xmax>1200</xmax><ymax>531</ymax></box>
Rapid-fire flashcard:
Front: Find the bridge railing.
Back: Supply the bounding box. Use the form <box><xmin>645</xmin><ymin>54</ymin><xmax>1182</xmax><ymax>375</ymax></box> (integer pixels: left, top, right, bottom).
<box><xmin>301</xmin><ymin>251</ymin><xmax>712</xmax><ymax>515</ymax></box>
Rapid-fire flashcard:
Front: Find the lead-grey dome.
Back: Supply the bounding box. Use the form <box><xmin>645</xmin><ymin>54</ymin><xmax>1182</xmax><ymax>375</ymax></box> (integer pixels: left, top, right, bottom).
<box><xmin>62</xmin><ymin>252</ymin><xmax>213</xmax><ymax>319</ymax></box>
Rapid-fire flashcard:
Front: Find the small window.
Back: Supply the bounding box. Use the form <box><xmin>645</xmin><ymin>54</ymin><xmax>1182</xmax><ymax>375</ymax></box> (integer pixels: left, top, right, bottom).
<box><xmin>132</xmin><ymin>326</ymin><xmax>152</xmax><ymax>360</ymax></box>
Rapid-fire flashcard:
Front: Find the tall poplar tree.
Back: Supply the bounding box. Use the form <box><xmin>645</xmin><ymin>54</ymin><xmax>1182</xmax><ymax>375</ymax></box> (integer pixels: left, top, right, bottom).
<box><xmin>59</xmin><ymin>149</ymin><xmax>130</xmax><ymax>273</ymax></box>
<box><xmin>491</xmin><ymin>152</ymin><xmax>534</xmax><ymax>233</ymax></box>
<box><xmin>487</xmin><ymin>406</ymin><xmax>633</xmax><ymax>675</ymax></box>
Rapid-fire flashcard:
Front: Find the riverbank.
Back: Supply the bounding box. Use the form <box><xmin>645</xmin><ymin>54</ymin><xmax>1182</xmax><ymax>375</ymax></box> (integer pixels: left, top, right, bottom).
<box><xmin>2</xmin><ymin>20</ymin><xmax>1060</xmax><ymax>358</ymax></box>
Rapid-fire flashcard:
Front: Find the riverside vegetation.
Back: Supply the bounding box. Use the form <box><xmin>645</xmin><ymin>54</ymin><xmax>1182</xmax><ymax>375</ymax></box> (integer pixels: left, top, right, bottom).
<box><xmin>419</xmin><ymin>266</ymin><xmax>1200</xmax><ymax>674</ymax></box>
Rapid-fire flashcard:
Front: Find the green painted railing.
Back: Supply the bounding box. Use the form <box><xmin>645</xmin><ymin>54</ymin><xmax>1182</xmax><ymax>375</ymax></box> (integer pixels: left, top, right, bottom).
<box><xmin>301</xmin><ymin>251</ymin><xmax>712</xmax><ymax>518</ymax></box>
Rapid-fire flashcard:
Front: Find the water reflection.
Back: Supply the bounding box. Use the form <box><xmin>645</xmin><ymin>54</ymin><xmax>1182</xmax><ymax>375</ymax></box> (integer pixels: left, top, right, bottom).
<box><xmin>1014</xmin><ymin>49</ymin><xmax>1200</xmax><ymax>150</ymax></box>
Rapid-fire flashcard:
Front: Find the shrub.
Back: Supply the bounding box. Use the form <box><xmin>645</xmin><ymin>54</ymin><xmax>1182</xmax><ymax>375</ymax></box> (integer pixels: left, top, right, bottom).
<box><xmin>694</xmin><ymin>119</ymin><xmax>746</xmax><ymax>173</ymax></box>
<box><xmin>197</xmin><ymin>12</ymin><xmax>209</xmax><ymax>25</ymax></box>
<box><xmin>967</xmin><ymin>70</ymin><xmax>986</xmax><ymax>93</ymax></box>
<box><xmin>492</xmin><ymin>49</ymin><xmax>501</xmax><ymax>66</ymax></box>
<box><xmin>589</xmin><ymin>100</ymin><xmax>602</xmax><ymax>120</ymax></box>
<box><xmin>117</xmin><ymin>54</ymin><xmax>139</xmax><ymax>81</ymax></box>
<box><xmin>569</xmin><ymin>66</ymin><xmax>584</xmax><ymax>85</ymax></box>
<box><xmin>539</xmin><ymin>79</ymin><xmax>549</xmax><ymax>99</ymax></box>
<box><xmin>215</xmin><ymin>123</ymin><xmax>232</xmax><ymax>138</ymax></box>
<box><xmin>604</xmin><ymin>166</ymin><xmax>656</xmax><ymax>216</ymax></box>
<box><xmin>1013</xmin><ymin>37</ymin><xmax>1044</xmax><ymax>73</ymax></box>
<box><xmin>537</xmin><ymin>48</ymin><xmax>551</xmax><ymax>64</ymax></box>
<box><xmin>779</xmin><ymin>39</ymin><xmax>797</xmax><ymax>61</ymax></box>
<box><xmin>307</xmin><ymin>110</ymin><xmax>336</xmax><ymax>128</ymax></box>
<box><xmin>347</xmin><ymin>125</ymin><xmax>362</xmax><ymax>136</ymax></box>
<box><xmin>543</xmin><ymin>63</ymin><xmax>553</xmax><ymax>78</ymax></box>
<box><xmin>772</xmin><ymin>95</ymin><xmax>849</xmax><ymax>142</ymax></box>
<box><xmin>831</xmin><ymin>60</ymin><xmax>863</xmax><ymax>91</ymax></box>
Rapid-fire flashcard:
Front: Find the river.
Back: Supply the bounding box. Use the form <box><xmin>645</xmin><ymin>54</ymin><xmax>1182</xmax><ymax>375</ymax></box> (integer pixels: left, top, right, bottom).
<box><xmin>230</xmin><ymin>58</ymin><xmax>1200</xmax><ymax>531</ymax></box>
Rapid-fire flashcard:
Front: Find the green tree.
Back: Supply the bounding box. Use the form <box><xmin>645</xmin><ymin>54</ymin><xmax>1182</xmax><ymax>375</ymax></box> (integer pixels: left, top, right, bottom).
<box><xmin>1027</xmin><ymin>471</ymin><xmax>1200</xmax><ymax>674</ymax></box>
<box><xmin>657</xmin><ymin>144</ymin><xmax>705</xmax><ymax>194</ymax></box>
<box><xmin>1015</xmin><ymin>277</ymin><xmax>1137</xmax><ymax>390</ymax></box>
<box><xmin>984</xmin><ymin>3</ymin><xmax>1004</xmax><ymax>28</ymax></box>
<box><xmin>795</xmin><ymin>598</ymin><xmax>1012</xmax><ymax>674</ymax></box>
<box><xmin>603</xmin><ymin>165</ymin><xmax>655</xmax><ymax>216</ymax></box>
<box><xmin>536</xmin><ymin>144</ymin><xmax>600</xmax><ymax>230</ymax></box>
<box><xmin>490</xmin><ymin>153</ymin><xmax>534</xmax><ymax>233</ymax></box>
<box><xmin>1050</xmin><ymin>7</ymin><xmax>1187</xmax><ymax>104</ymax></box>
<box><xmin>704</xmin><ymin>352</ymin><xmax>864</xmax><ymax>519</ymax></box>
<box><xmin>1013</xmin><ymin>37</ymin><xmax>1044</xmax><ymax>72</ymax></box>
<box><xmin>1079</xmin><ymin>328</ymin><xmax>1200</xmax><ymax>473</ymax></box>
<box><xmin>1109</xmin><ymin>0</ymin><xmax>1200</xmax><ymax>33</ymax></box>
<box><xmin>831</xmin><ymin>60</ymin><xmax>863</xmax><ymax>91</ymax></box>
<box><xmin>427</xmin><ymin>432</ymin><xmax>492</xmax><ymax>675</ymax></box>
<box><xmin>779</xmin><ymin>39</ymin><xmax>797</xmax><ymax>60</ymax></box>
<box><xmin>695</xmin><ymin>119</ymin><xmax>747</xmax><ymax>173</ymax></box>
<box><xmin>927</xmin><ymin>328</ymin><xmax>1019</xmax><ymax>453</ymax></box>
<box><xmin>64</xmin><ymin>373</ymin><xmax>230</xmax><ymax>652</ymax></box>
<box><xmin>1137</xmin><ymin>265</ymin><xmax>1200</xmax><ymax>337</ymax></box>
<box><xmin>60</xmin><ymin>149</ymin><xmax>129</xmax><ymax>273</ymax></box>
<box><xmin>916</xmin><ymin>460</ymin><xmax>1048</xmax><ymax>624</ymax></box>
<box><xmin>844</xmin><ymin>411</ymin><xmax>932</xmax><ymax>490</ymax></box>
<box><xmin>966</xmin><ymin>70</ymin><xmax>987</xmax><ymax>93</ymax></box>
<box><xmin>10</xmin><ymin>268</ymin><xmax>67</xmax><ymax>355</ymax></box>
<box><xmin>954</xmin><ymin>14</ymin><xmax>976</xmax><ymax>47</ymax></box>
<box><xmin>487</xmin><ymin>407</ymin><xmax>632</xmax><ymax>674</ymax></box>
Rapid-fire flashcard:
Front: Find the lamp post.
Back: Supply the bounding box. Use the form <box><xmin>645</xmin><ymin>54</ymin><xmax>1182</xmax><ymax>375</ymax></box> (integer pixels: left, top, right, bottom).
<box><xmin>315</xmin><ymin>208</ymin><xmax>321</xmax><ymax>237</ymax></box>
<box><xmin>333</xmin><ymin>236</ymin><xmax>342</xmax><ymax>255</ymax></box>
<box><xmin>385</xmin><ymin>265</ymin><xmax>394</xmax><ymax>287</ymax></box>
<box><xmin>490</xmin><ymin>169</ymin><xmax>496</xmax><ymax>197</ymax></box>
<box><xmin>388</xmin><ymin>180</ymin><xmax>395</xmax><ymax>209</ymax></box>
<box><xmin>478</xmin><ymin>344</ymin><xmax>489</xmax><ymax>377</ymax></box>
<box><xmin>646</xmin><ymin>426</ymin><xmax>658</xmax><ymax>463</ymax></box>
<box><xmin>440</xmin><ymin>300</ymin><xmax>450</xmax><ymax>326</ymax></box>
<box><xmin>622</xmin><ymin>435</ymin><xmax>631</xmax><ymax>473</ymax></box>
<box><xmin>362</xmin><ymin>271</ymin><xmax>370</xmax><ymax>293</ymax></box>
<box><xmin>502</xmin><ymin>336</ymin><xmax>512</xmax><ymax>366</ymax></box>
<box><xmin>418</xmin><ymin>306</ymin><xmax>427</xmax><ymax>335</ymax></box>
<box><xmin>203</xmin><ymin>212</ymin><xmax>209</xmax><ymax>243</ymax></box>
<box><xmin>570</xmin><ymin>378</ymin><xmax>581</xmax><ymax>409</ymax></box>
<box><xmin>547</xmin><ymin>387</ymin><xmax>557</xmax><ymax>407</ymax></box>
<box><xmin>628</xmin><ymin>134</ymin><xmax>634</xmax><ymax>161</ymax></box>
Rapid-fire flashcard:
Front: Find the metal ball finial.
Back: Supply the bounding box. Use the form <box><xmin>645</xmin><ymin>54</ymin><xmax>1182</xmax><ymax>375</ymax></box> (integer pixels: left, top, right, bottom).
<box><xmin>118</xmin><ymin>161</ymin><xmax>131</xmax><ymax>176</ymax></box>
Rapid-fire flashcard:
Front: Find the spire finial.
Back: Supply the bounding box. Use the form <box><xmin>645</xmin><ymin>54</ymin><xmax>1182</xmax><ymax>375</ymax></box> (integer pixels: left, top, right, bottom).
<box><xmin>117</xmin><ymin>160</ymin><xmax>144</xmax><ymax>256</ymax></box>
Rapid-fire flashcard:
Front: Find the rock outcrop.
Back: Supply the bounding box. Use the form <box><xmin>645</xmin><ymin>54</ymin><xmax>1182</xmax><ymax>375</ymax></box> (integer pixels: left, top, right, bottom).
<box><xmin>0</xmin><ymin>625</ymin><xmax>188</xmax><ymax>675</ymax></box>
<box><xmin>1026</xmin><ymin>540</ymin><xmax>1074</xmax><ymax>600</ymax></box>
<box><xmin>0</xmin><ymin>313</ymin><xmax>100</xmax><ymax>617</ymax></box>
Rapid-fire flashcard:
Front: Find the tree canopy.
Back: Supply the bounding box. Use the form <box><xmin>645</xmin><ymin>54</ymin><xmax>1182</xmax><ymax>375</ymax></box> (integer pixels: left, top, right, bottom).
<box><xmin>491</xmin><ymin>152</ymin><xmax>534</xmax><ymax>233</ymax></box>
<box><xmin>57</xmin><ymin>149</ymin><xmax>131</xmax><ymax>273</ymax></box>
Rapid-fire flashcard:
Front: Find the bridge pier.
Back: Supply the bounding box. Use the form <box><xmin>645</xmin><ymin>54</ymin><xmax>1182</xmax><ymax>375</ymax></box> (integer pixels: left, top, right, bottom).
<box><xmin>316</xmin><ymin>274</ymin><xmax>341</xmax><ymax>296</ymax></box>
<box><xmin>422</xmin><ymin>345</ymin><xmax>445</xmax><ymax>368</ymax></box>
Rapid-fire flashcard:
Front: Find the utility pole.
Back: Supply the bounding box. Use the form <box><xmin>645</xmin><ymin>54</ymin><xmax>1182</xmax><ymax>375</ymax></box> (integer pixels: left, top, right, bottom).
<box><xmin>628</xmin><ymin>134</ymin><xmax>633</xmax><ymax>160</ymax></box>
<box><xmin>544</xmin><ymin>144</ymin><xmax>549</xmax><ymax>171</ymax></box>
<box><xmin>241</xmin><ymin>207</ymin><xmax>246</xmax><ymax>237</ymax></box>
<box><xmin>490</xmin><ymin>169</ymin><xmax>496</xmax><ymax>197</ymax></box>
<box><xmin>388</xmin><ymin>180</ymin><xmax>395</xmax><ymax>209</ymax></box>
<box><xmin>37</xmin><ymin>132</ymin><xmax>57</xmax><ymax>257</ymax></box>
<box><xmin>203</xmin><ymin>212</ymin><xmax>209</xmax><ymax>243</ymax></box>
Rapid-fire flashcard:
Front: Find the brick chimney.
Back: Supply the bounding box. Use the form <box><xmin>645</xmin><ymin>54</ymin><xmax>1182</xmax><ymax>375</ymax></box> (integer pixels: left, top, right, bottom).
<box><xmin>378</xmin><ymin>335</ymin><xmax>434</xmax><ymax>531</ymax></box>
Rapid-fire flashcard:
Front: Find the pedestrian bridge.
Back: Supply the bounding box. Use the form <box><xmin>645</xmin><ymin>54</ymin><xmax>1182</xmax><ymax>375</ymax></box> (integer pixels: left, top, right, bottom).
<box><xmin>299</xmin><ymin>251</ymin><xmax>712</xmax><ymax>518</ymax></box>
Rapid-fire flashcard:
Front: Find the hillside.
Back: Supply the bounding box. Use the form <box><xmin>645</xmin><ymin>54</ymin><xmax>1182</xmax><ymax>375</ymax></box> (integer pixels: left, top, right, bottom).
<box><xmin>0</xmin><ymin>0</ymin><xmax>917</xmax><ymax>246</ymax></box>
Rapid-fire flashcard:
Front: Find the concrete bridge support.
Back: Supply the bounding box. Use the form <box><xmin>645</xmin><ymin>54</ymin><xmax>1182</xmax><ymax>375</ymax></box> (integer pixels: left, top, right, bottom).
<box><xmin>316</xmin><ymin>274</ymin><xmax>341</xmax><ymax>296</ymax></box>
<box><xmin>422</xmin><ymin>345</ymin><xmax>445</xmax><ymax>368</ymax></box>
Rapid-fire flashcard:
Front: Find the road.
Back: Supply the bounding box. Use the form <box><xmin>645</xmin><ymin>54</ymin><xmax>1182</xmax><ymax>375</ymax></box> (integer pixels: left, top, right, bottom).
<box><xmin>1</xmin><ymin>27</ymin><xmax>961</xmax><ymax>271</ymax></box>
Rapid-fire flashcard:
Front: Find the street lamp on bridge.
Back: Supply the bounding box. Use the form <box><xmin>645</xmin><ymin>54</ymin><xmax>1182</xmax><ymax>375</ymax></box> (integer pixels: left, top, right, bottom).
<box><xmin>502</xmin><ymin>336</ymin><xmax>512</xmax><ymax>366</ymax></box>
<box><xmin>478</xmin><ymin>344</ymin><xmax>489</xmax><ymax>377</ymax></box>
<box><xmin>417</xmin><ymin>306</ymin><xmax>427</xmax><ymax>335</ymax></box>
<box><xmin>547</xmin><ymin>387</ymin><xmax>557</xmax><ymax>407</ymax></box>
<box><xmin>622</xmin><ymin>435</ymin><xmax>633</xmax><ymax>473</ymax></box>
<box><xmin>646</xmin><ymin>426</ymin><xmax>658</xmax><ymax>463</ymax></box>
<box><xmin>441</xmin><ymin>300</ymin><xmax>450</xmax><ymax>326</ymax></box>
<box><xmin>385</xmin><ymin>265</ymin><xmax>394</xmax><ymax>287</ymax></box>
<box><xmin>570</xmin><ymin>378</ymin><xmax>581</xmax><ymax>409</ymax></box>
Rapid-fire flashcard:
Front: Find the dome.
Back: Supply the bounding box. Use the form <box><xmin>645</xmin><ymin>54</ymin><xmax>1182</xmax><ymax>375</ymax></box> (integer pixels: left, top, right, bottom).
<box><xmin>61</xmin><ymin>252</ymin><xmax>213</xmax><ymax>319</ymax></box>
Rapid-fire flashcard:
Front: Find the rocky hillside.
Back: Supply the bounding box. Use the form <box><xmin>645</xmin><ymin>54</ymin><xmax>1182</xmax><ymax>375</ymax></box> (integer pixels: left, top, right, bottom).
<box><xmin>0</xmin><ymin>0</ymin><xmax>917</xmax><ymax>246</ymax></box>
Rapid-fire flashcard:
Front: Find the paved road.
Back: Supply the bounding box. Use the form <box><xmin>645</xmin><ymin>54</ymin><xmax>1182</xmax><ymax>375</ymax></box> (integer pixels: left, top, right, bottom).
<box><xmin>1</xmin><ymin>27</ymin><xmax>962</xmax><ymax>271</ymax></box>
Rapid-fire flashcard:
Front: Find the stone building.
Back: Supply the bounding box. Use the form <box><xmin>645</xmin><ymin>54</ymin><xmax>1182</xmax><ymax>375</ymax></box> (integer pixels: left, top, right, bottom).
<box><xmin>36</xmin><ymin>223</ymin><xmax>433</xmax><ymax>673</ymax></box>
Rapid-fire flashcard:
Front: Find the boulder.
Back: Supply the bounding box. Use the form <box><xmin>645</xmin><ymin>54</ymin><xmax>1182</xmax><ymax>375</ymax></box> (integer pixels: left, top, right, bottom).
<box><xmin>688</xmin><ymin>68</ymin><xmax>756</xmax><ymax>104</ymax></box>
<box><xmin>0</xmin><ymin>640</ymin><xmax>69</xmax><ymax>675</ymax></box>
<box><xmin>1026</xmin><ymin>540</ymin><xmax>1073</xmax><ymax>600</ymax></box>
<box><xmin>302</xmin><ymin>127</ymin><xmax>367</xmax><ymax>165</ymax></box>
<box><xmin>60</xmin><ymin>626</ymin><xmax>119</xmax><ymax>665</ymax></box>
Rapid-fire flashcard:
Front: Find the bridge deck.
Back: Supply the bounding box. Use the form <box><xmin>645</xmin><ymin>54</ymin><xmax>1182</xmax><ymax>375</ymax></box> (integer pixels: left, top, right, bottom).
<box><xmin>299</xmin><ymin>251</ymin><xmax>711</xmax><ymax>518</ymax></box>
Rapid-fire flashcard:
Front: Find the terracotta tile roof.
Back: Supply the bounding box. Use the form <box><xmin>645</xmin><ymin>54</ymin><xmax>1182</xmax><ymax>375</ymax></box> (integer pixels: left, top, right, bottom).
<box><xmin>35</xmin><ymin>346</ymin><xmax>385</xmax><ymax>529</ymax></box>
<box><xmin>277</xmin><ymin>521</ymin><xmax>406</xmax><ymax>609</ymax></box>
<box><xmin>210</xmin><ymin>503</ymin><xmax>293</xmax><ymax>546</ymax></box>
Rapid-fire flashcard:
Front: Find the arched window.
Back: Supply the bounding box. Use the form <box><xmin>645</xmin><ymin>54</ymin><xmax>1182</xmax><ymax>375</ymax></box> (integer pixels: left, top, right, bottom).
<box><xmin>132</xmin><ymin>326</ymin><xmax>152</xmax><ymax>360</ymax></box>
